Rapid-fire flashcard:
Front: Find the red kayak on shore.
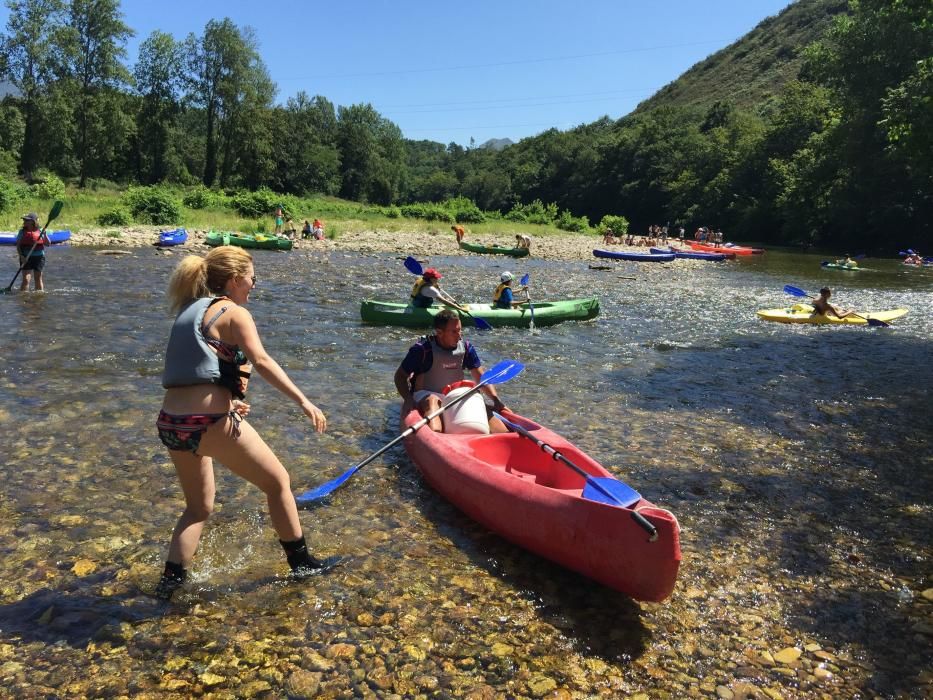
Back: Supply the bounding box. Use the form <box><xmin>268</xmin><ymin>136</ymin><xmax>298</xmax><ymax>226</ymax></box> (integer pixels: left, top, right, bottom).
<box><xmin>687</xmin><ymin>241</ymin><xmax>764</xmax><ymax>255</ymax></box>
<box><xmin>402</xmin><ymin>408</ymin><xmax>681</xmax><ymax>602</ymax></box>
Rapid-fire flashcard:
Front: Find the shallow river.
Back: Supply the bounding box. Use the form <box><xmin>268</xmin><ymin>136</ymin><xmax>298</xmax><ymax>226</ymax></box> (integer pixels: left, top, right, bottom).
<box><xmin>0</xmin><ymin>246</ymin><xmax>930</xmax><ymax>699</ymax></box>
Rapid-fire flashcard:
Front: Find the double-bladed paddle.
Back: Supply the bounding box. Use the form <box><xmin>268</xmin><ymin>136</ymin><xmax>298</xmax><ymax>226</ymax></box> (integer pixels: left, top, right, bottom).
<box><xmin>518</xmin><ymin>273</ymin><xmax>536</xmax><ymax>331</ymax></box>
<box><xmin>404</xmin><ymin>256</ymin><xmax>492</xmax><ymax>330</ymax></box>
<box><xmin>493</xmin><ymin>412</ymin><xmax>658</xmax><ymax>541</ymax></box>
<box><xmin>783</xmin><ymin>285</ymin><xmax>889</xmax><ymax>327</ymax></box>
<box><xmin>4</xmin><ymin>200</ymin><xmax>64</xmax><ymax>293</ymax></box>
<box><xmin>296</xmin><ymin>360</ymin><xmax>525</xmax><ymax>504</ymax></box>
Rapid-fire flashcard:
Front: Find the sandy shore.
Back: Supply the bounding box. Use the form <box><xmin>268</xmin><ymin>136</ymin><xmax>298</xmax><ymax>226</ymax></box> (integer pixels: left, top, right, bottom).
<box><xmin>69</xmin><ymin>225</ymin><xmax>681</xmax><ymax>263</ymax></box>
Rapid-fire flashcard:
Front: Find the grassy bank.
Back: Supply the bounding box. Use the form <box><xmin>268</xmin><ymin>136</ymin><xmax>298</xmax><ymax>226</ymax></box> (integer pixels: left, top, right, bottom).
<box><xmin>0</xmin><ymin>185</ymin><xmax>599</xmax><ymax>241</ymax></box>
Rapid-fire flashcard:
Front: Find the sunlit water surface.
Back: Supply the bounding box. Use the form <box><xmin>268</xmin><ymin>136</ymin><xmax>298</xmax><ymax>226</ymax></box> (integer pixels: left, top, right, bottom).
<box><xmin>0</xmin><ymin>246</ymin><xmax>930</xmax><ymax>698</ymax></box>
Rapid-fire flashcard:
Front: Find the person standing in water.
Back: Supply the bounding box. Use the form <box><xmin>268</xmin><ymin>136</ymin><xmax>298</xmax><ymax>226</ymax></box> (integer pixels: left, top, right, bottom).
<box><xmin>15</xmin><ymin>212</ymin><xmax>50</xmax><ymax>291</ymax></box>
<box><xmin>155</xmin><ymin>246</ymin><xmax>335</xmax><ymax>599</ymax></box>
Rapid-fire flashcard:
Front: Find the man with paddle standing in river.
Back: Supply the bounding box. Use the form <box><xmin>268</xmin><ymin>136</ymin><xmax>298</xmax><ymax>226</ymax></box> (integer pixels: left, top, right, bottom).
<box><xmin>394</xmin><ymin>309</ymin><xmax>509</xmax><ymax>434</ymax></box>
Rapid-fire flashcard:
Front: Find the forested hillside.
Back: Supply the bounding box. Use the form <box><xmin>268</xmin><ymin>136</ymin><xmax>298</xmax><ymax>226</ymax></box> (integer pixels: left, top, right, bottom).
<box><xmin>636</xmin><ymin>0</ymin><xmax>848</xmax><ymax>114</ymax></box>
<box><xmin>0</xmin><ymin>0</ymin><xmax>929</xmax><ymax>252</ymax></box>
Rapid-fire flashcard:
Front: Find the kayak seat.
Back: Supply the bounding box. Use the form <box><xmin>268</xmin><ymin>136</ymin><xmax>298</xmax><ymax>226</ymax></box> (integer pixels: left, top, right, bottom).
<box><xmin>469</xmin><ymin>436</ymin><xmax>595</xmax><ymax>490</ymax></box>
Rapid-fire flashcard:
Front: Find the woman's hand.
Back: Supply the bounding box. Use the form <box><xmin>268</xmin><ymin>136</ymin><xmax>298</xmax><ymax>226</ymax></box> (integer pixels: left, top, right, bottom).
<box><xmin>301</xmin><ymin>400</ymin><xmax>327</xmax><ymax>433</ymax></box>
<box><xmin>232</xmin><ymin>400</ymin><xmax>251</xmax><ymax>417</ymax></box>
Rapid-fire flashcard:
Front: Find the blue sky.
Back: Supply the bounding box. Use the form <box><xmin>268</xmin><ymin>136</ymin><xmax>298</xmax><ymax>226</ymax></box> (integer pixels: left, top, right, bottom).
<box><xmin>3</xmin><ymin>0</ymin><xmax>793</xmax><ymax>145</ymax></box>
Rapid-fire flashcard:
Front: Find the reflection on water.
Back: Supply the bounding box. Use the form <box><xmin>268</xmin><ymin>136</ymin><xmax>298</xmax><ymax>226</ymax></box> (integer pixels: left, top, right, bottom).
<box><xmin>0</xmin><ymin>247</ymin><xmax>930</xmax><ymax>697</ymax></box>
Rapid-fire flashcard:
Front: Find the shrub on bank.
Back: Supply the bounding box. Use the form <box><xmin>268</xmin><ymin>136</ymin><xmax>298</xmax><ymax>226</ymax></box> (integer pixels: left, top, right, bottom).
<box><xmin>122</xmin><ymin>186</ymin><xmax>181</xmax><ymax>225</ymax></box>
<box><xmin>598</xmin><ymin>214</ymin><xmax>629</xmax><ymax>235</ymax></box>
<box><xmin>97</xmin><ymin>206</ymin><xmax>132</xmax><ymax>226</ymax></box>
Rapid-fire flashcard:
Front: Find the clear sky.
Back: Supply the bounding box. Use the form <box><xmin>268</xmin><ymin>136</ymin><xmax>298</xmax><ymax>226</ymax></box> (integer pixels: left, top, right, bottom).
<box><xmin>2</xmin><ymin>0</ymin><xmax>794</xmax><ymax>146</ymax></box>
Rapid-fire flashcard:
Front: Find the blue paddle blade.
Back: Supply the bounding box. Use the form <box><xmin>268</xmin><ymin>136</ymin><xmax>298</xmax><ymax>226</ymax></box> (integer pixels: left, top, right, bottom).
<box><xmin>481</xmin><ymin>360</ymin><xmax>524</xmax><ymax>384</ymax></box>
<box><xmin>582</xmin><ymin>477</ymin><xmax>642</xmax><ymax>508</ymax></box>
<box><xmin>783</xmin><ymin>285</ymin><xmax>808</xmax><ymax>297</ymax></box>
<box><xmin>470</xmin><ymin>315</ymin><xmax>493</xmax><ymax>331</ymax></box>
<box><xmin>404</xmin><ymin>256</ymin><xmax>423</xmax><ymax>275</ymax></box>
<box><xmin>295</xmin><ymin>465</ymin><xmax>361</xmax><ymax>504</ymax></box>
<box><xmin>519</xmin><ymin>273</ymin><xmax>529</xmax><ymax>286</ymax></box>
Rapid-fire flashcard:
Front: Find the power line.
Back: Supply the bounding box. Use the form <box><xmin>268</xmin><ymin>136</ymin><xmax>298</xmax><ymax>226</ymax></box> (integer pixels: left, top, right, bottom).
<box><xmin>281</xmin><ymin>39</ymin><xmax>729</xmax><ymax>81</ymax></box>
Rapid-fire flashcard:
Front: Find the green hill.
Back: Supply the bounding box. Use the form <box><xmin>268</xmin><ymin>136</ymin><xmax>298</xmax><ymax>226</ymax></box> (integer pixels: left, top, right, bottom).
<box><xmin>635</xmin><ymin>0</ymin><xmax>848</xmax><ymax>115</ymax></box>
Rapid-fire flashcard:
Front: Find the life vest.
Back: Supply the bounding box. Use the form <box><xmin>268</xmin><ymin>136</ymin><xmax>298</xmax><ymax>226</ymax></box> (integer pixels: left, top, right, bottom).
<box><xmin>414</xmin><ymin>337</ymin><xmax>472</xmax><ymax>393</ymax></box>
<box><xmin>162</xmin><ymin>297</ymin><xmax>251</xmax><ymax>399</ymax></box>
<box><xmin>492</xmin><ymin>282</ymin><xmax>510</xmax><ymax>307</ymax></box>
<box><xmin>410</xmin><ymin>278</ymin><xmax>433</xmax><ymax>308</ymax></box>
<box><xmin>17</xmin><ymin>228</ymin><xmax>45</xmax><ymax>255</ymax></box>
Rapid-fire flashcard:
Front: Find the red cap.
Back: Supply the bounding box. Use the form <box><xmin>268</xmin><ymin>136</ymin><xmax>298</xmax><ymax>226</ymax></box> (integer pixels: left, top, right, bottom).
<box><xmin>423</xmin><ymin>268</ymin><xmax>442</xmax><ymax>279</ymax></box>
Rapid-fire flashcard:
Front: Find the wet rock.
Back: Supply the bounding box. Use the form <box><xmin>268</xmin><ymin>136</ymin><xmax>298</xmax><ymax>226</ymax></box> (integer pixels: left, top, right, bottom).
<box><xmin>286</xmin><ymin>669</ymin><xmax>322</xmax><ymax>697</ymax></box>
<box><xmin>773</xmin><ymin>647</ymin><xmax>801</xmax><ymax>664</ymax></box>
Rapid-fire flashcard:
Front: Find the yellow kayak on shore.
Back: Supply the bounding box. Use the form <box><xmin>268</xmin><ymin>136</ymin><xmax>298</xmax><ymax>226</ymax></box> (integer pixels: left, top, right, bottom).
<box><xmin>757</xmin><ymin>304</ymin><xmax>908</xmax><ymax>325</ymax></box>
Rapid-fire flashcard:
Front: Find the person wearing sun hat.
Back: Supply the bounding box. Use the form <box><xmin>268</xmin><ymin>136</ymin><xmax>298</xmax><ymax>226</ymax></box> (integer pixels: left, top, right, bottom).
<box><xmin>15</xmin><ymin>212</ymin><xmax>50</xmax><ymax>291</ymax></box>
<box><xmin>409</xmin><ymin>266</ymin><xmax>468</xmax><ymax>312</ymax></box>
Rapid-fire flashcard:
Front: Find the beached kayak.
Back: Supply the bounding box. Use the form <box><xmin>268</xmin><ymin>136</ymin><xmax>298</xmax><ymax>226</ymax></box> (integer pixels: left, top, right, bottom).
<box><xmin>757</xmin><ymin>304</ymin><xmax>908</xmax><ymax>325</ymax></box>
<box><xmin>0</xmin><ymin>230</ymin><xmax>71</xmax><ymax>245</ymax></box>
<box><xmin>593</xmin><ymin>249</ymin><xmax>675</xmax><ymax>262</ymax></box>
<box><xmin>360</xmin><ymin>298</ymin><xmax>599</xmax><ymax>328</ymax></box>
<box><xmin>821</xmin><ymin>262</ymin><xmax>861</xmax><ymax>271</ymax></box>
<box><xmin>401</xmin><ymin>408</ymin><xmax>681</xmax><ymax>601</ymax></box>
<box><xmin>156</xmin><ymin>228</ymin><xmax>188</xmax><ymax>247</ymax></box>
<box><xmin>650</xmin><ymin>246</ymin><xmax>729</xmax><ymax>261</ymax></box>
<box><xmin>459</xmin><ymin>241</ymin><xmax>529</xmax><ymax>257</ymax></box>
<box><xmin>205</xmin><ymin>230</ymin><xmax>293</xmax><ymax>251</ymax></box>
<box><xmin>687</xmin><ymin>241</ymin><xmax>764</xmax><ymax>255</ymax></box>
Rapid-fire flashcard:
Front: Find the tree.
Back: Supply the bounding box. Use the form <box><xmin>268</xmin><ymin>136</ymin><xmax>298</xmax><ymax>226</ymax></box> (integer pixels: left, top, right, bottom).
<box><xmin>134</xmin><ymin>30</ymin><xmax>183</xmax><ymax>183</ymax></box>
<box><xmin>0</xmin><ymin>0</ymin><xmax>66</xmax><ymax>176</ymax></box>
<box><xmin>57</xmin><ymin>0</ymin><xmax>134</xmax><ymax>186</ymax></box>
<box><xmin>184</xmin><ymin>18</ymin><xmax>271</xmax><ymax>188</ymax></box>
<box><xmin>337</xmin><ymin>103</ymin><xmax>405</xmax><ymax>204</ymax></box>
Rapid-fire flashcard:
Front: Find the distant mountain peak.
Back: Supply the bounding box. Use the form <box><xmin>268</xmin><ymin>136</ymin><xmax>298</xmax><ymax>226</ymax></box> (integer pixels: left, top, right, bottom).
<box><xmin>477</xmin><ymin>138</ymin><xmax>514</xmax><ymax>151</ymax></box>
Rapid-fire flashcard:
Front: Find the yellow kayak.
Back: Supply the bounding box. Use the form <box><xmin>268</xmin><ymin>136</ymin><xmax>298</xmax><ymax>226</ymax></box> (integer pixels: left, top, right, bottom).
<box><xmin>757</xmin><ymin>304</ymin><xmax>908</xmax><ymax>325</ymax></box>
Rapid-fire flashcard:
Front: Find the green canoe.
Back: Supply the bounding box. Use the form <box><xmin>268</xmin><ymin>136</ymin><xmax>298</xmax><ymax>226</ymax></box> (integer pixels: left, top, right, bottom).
<box><xmin>360</xmin><ymin>298</ymin><xmax>599</xmax><ymax>328</ymax></box>
<box><xmin>459</xmin><ymin>241</ymin><xmax>530</xmax><ymax>257</ymax></box>
<box><xmin>205</xmin><ymin>230</ymin><xmax>294</xmax><ymax>251</ymax></box>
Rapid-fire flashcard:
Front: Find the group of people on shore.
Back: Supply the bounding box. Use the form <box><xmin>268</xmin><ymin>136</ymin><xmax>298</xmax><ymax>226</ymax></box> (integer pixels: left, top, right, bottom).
<box><xmin>694</xmin><ymin>227</ymin><xmax>723</xmax><ymax>245</ymax></box>
<box><xmin>153</xmin><ymin>247</ymin><xmax>517</xmax><ymax>599</ymax></box>
<box><xmin>603</xmin><ymin>223</ymin><xmax>685</xmax><ymax>247</ymax></box>
<box><xmin>273</xmin><ymin>207</ymin><xmax>324</xmax><ymax>241</ymax></box>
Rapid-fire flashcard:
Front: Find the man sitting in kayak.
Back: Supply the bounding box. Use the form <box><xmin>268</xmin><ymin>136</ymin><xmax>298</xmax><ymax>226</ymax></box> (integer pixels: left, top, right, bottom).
<box><xmin>409</xmin><ymin>267</ymin><xmax>469</xmax><ymax>313</ymax></box>
<box><xmin>394</xmin><ymin>309</ymin><xmax>509</xmax><ymax>433</ymax></box>
<box><xmin>812</xmin><ymin>287</ymin><xmax>857</xmax><ymax>319</ymax></box>
<box><xmin>837</xmin><ymin>253</ymin><xmax>858</xmax><ymax>268</ymax></box>
<box><xmin>492</xmin><ymin>271</ymin><xmax>528</xmax><ymax>309</ymax></box>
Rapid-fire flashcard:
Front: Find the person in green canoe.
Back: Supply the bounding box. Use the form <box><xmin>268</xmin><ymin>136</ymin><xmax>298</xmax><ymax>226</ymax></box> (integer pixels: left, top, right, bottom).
<box><xmin>812</xmin><ymin>287</ymin><xmax>857</xmax><ymax>319</ymax></box>
<box><xmin>492</xmin><ymin>271</ymin><xmax>528</xmax><ymax>309</ymax></box>
<box><xmin>409</xmin><ymin>267</ymin><xmax>469</xmax><ymax>313</ymax></box>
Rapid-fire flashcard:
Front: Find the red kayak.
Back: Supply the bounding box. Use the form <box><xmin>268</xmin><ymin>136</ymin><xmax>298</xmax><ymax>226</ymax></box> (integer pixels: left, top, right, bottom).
<box><xmin>687</xmin><ymin>241</ymin><xmax>764</xmax><ymax>255</ymax></box>
<box><xmin>402</xmin><ymin>408</ymin><xmax>681</xmax><ymax>602</ymax></box>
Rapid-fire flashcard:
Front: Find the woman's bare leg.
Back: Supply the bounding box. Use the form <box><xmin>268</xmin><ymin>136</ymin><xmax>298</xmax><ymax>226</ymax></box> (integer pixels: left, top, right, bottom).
<box><xmin>166</xmin><ymin>450</ymin><xmax>216</xmax><ymax>566</ymax></box>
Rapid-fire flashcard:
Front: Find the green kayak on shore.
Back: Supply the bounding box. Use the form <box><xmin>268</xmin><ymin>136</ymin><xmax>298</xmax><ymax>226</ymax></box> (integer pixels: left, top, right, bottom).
<box><xmin>360</xmin><ymin>298</ymin><xmax>599</xmax><ymax>328</ymax></box>
<box><xmin>459</xmin><ymin>241</ymin><xmax>530</xmax><ymax>257</ymax></box>
<box><xmin>205</xmin><ymin>230</ymin><xmax>294</xmax><ymax>251</ymax></box>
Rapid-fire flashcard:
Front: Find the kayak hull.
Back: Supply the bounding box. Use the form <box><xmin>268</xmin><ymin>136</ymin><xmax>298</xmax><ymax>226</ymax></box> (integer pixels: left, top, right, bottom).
<box><xmin>593</xmin><ymin>249</ymin><xmax>674</xmax><ymax>262</ymax></box>
<box><xmin>0</xmin><ymin>230</ymin><xmax>71</xmax><ymax>245</ymax></box>
<box><xmin>402</xmin><ymin>408</ymin><xmax>681</xmax><ymax>601</ymax></box>
<box><xmin>360</xmin><ymin>298</ymin><xmax>599</xmax><ymax>328</ymax></box>
<box><xmin>757</xmin><ymin>304</ymin><xmax>908</xmax><ymax>325</ymax></box>
<box><xmin>650</xmin><ymin>247</ymin><xmax>728</xmax><ymax>261</ymax></box>
<box><xmin>821</xmin><ymin>262</ymin><xmax>861</xmax><ymax>271</ymax></box>
<box><xmin>459</xmin><ymin>241</ymin><xmax>529</xmax><ymax>257</ymax></box>
<box><xmin>157</xmin><ymin>228</ymin><xmax>188</xmax><ymax>247</ymax></box>
<box><xmin>687</xmin><ymin>241</ymin><xmax>763</xmax><ymax>255</ymax></box>
<box><xmin>205</xmin><ymin>230</ymin><xmax>293</xmax><ymax>251</ymax></box>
